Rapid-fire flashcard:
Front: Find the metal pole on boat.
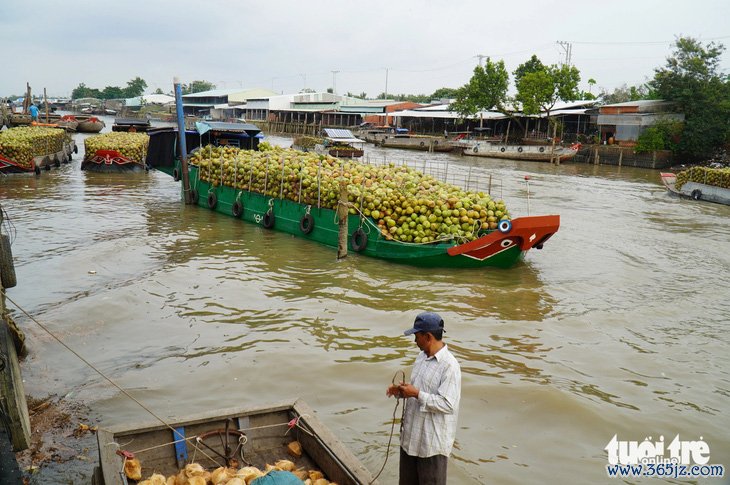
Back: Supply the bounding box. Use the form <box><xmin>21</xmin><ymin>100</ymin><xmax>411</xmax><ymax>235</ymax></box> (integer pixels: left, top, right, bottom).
<box><xmin>524</xmin><ymin>175</ymin><xmax>531</xmax><ymax>216</ymax></box>
<box><xmin>173</xmin><ymin>77</ymin><xmax>192</xmax><ymax>204</ymax></box>
<box><xmin>337</xmin><ymin>179</ymin><xmax>349</xmax><ymax>260</ymax></box>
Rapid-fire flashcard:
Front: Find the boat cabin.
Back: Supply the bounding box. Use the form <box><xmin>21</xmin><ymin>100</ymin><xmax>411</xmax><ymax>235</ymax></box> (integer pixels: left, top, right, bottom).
<box><xmin>146</xmin><ymin>122</ymin><xmax>263</xmax><ymax>171</ymax></box>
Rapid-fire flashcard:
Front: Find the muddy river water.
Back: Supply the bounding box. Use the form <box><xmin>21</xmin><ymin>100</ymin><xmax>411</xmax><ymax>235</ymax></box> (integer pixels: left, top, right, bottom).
<box><xmin>1</xmin><ymin>118</ymin><xmax>729</xmax><ymax>483</ymax></box>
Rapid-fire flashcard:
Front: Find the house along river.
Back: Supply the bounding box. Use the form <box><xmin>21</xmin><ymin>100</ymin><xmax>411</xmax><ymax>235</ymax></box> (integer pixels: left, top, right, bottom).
<box><xmin>1</xmin><ymin>119</ymin><xmax>728</xmax><ymax>483</ymax></box>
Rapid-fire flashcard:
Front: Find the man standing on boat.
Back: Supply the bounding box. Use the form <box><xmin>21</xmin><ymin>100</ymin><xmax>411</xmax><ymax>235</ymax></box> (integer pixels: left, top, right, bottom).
<box><xmin>386</xmin><ymin>311</ymin><xmax>461</xmax><ymax>485</ymax></box>
<box><xmin>29</xmin><ymin>103</ymin><xmax>40</xmax><ymax>123</ymax></box>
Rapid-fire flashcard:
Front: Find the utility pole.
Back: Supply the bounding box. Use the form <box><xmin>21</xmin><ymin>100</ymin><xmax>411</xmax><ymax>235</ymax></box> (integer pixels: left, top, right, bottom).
<box><xmin>331</xmin><ymin>70</ymin><xmax>339</xmax><ymax>94</ymax></box>
<box><xmin>476</xmin><ymin>54</ymin><xmax>487</xmax><ymax>67</ymax></box>
<box><xmin>557</xmin><ymin>41</ymin><xmax>572</xmax><ymax>66</ymax></box>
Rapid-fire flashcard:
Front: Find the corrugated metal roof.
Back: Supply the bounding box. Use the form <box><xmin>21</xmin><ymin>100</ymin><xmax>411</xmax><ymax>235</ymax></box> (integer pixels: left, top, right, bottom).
<box><xmin>182</xmin><ymin>89</ymin><xmax>245</xmax><ymax>98</ymax></box>
<box><xmin>600</xmin><ymin>99</ymin><xmax>668</xmax><ymax>108</ymax></box>
<box><xmin>540</xmin><ymin>108</ymin><xmax>589</xmax><ymax>117</ymax></box>
<box><xmin>389</xmin><ymin>109</ymin><xmax>508</xmax><ymax>120</ymax></box>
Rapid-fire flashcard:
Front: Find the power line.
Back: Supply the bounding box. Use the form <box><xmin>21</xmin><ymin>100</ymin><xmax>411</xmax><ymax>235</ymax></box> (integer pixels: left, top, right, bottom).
<box><xmin>566</xmin><ymin>35</ymin><xmax>730</xmax><ymax>46</ymax></box>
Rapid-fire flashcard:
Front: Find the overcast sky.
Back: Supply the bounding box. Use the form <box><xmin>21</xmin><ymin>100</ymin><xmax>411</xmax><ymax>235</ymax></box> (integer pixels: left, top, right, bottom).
<box><xmin>2</xmin><ymin>0</ymin><xmax>729</xmax><ymax>99</ymax></box>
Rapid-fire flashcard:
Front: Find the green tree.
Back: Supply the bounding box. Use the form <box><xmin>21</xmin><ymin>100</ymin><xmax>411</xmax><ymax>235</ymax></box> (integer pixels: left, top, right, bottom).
<box><xmin>648</xmin><ymin>36</ymin><xmax>730</xmax><ymax>158</ymax></box>
<box><xmin>513</xmin><ymin>55</ymin><xmax>546</xmax><ymax>85</ymax></box>
<box><xmin>600</xmin><ymin>84</ymin><xmax>649</xmax><ymax>104</ymax></box>
<box><xmin>450</xmin><ymin>58</ymin><xmax>510</xmax><ymax>118</ymax></box>
<box><xmin>101</xmin><ymin>85</ymin><xmax>125</xmax><ymax>99</ymax></box>
<box><xmin>71</xmin><ymin>83</ymin><xmax>102</xmax><ymax>99</ymax></box>
<box><xmin>123</xmin><ymin>77</ymin><xmax>148</xmax><ymax>98</ymax></box>
<box><xmin>154</xmin><ymin>88</ymin><xmax>164</xmax><ymax>95</ymax></box>
<box><xmin>430</xmin><ymin>87</ymin><xmax>459</xmax><ymax>100</ymax></box>
<box><xmin>635</xmin><ymin>119</ymin><xmax>684</xmax><ymax>153</ymax></box>
<box><xmin>182</xmin><ymin>80</ymin><xmax>216</xmax><ymax>94</ymax></box>
<box><xmin>515</xmin><ymin>64</ymin><xmax>580</xmax><ymax>117</ymax></box>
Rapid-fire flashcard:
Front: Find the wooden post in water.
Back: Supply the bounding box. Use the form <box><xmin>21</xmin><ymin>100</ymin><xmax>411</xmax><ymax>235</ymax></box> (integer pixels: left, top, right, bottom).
<box><xmin>550</xmin><ymin>120</ymin><xmax>559</xmax><ymax>165</ymax></box>
<box><xmin>0</xmin><ymin>207</ymin><xmax>31</xmax><ymax>451</ymax></box>
<box><xmin>43</xmin><ymin>88</ymin><xmax>49</xmax><ymax>123</ymax></box>
<box><xmin>337</xmin><ymin>179</ymin><xmax>349</xmax><ymax>260</ymax></box>
<box><xmin>173</xmin><ymin>78</ymin><xmax>192</xmax><ymax>204</ymax></box>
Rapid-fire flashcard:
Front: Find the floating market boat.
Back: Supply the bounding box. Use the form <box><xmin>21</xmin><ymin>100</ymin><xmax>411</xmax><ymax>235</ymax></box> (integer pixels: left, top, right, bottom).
<box><xmin>55</xmin><ymin>114</ymin><xmax>79</xmax><ymax>132</ymax></box>
<box><xmin>0</xmin><ymin>126</ymin><xmax>77</xmax><ymax>175</ymax></box>
<box><xmin>462</xmin><ymin>142</ymin><xmax>581</xmax><ymax>162</ymax></box>
<box><xmin>147</xmin><ymin>125</ymin><xmax>560</xmax><ymax>269</ymax></box>
<box><xmin>660</xmin><ymin>171</ymin><xmax>730</xmax><ymax>206</ymax></box>
<box><xmin>379</xmin><ymin>133</ymin><xmax>455</xmax><ymax>152</ymax></box>
<box><xmin>77</xmin><ymin>116</ymin><xmax>105</xmax><ymax>133</ymax></box>
<box><xmin>315</xmin><ymin>128</ymin><xmax>365</xmax><ymax>158</ymax></box>
<box><xmin>81</xmin><ymin>132</ymin><xmax>149</xmax><ymax>172</ymax></box>
<box><xmin>111</xmin><ymin>118</ymin><xmax>151</xmax><ymax>132</ymax></box>
<box><xmin>92</xmin><ymin>399</ymin><xmax>374</xmax><ymax>485</ymax></box>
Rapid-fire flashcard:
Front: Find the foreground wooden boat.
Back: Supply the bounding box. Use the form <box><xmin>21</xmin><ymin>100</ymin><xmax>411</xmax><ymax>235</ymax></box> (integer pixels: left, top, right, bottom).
<box><xmin>660</xmin><ymin>172</ymin><xmax>730</xmax><ymax>206</ymax></box>
<box><xmin>92</xmin><ymin>399</ymin><xmax>374</xmax><ymax>485</ymax></box>
<box><xmin>147</xmin><ymin>127</ymin><xmax>559</xmax><ymax>269</ymax></box>
<box><xmin>462</xmin><ymin>142</ymin><xmax>581</xmax><ymax>162</ymax></box>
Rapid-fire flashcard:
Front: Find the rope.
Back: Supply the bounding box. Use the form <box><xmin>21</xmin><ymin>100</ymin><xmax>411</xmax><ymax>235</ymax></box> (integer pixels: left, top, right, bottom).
<box><xmin>369</xmin><ymin>370</ymin><xmax>407</xmax><ymax>484</ymax></box>
<box><xmin>0</xmin><ymin>289</ymin><xmax>220</xmax><ymax>467</ymax></box>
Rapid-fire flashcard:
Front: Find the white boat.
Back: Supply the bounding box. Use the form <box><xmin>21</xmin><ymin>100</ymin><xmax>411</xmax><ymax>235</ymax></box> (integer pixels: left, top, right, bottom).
<box><xmin>462</xmin><ymin>141</ymin><xmax>581</xmax><ymax>162</ymax></box>
<box><xmin>660</xmin><ymin>172</ymin><xmax>730</xmax><ymax>206</ymax></box>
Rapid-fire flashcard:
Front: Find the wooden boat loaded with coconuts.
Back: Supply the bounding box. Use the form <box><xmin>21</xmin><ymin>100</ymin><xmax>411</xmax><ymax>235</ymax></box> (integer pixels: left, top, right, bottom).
<box><xmin>92</xmin><ymin>399</ymin><xmax>374</xmax><ymax>485</ymax></box>
<box><xmin>145</xmin><ymin>122</ymin><xmax>560</xmax><ymax>269</ymax></box>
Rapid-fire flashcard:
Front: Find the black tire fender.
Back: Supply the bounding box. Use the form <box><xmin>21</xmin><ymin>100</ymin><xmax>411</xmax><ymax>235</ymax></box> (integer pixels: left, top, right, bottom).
<box><xmin>473</xmin><ymin>146</ymin><xmax>478</xmax><ymax>153</ymax></box>
<box><xmin>517</xmin><ymin>147</ymin><xmax>523</xmax><ymax>153</ymax></box>
<box><xmin>419</xmin><ymin>141</ymin><xmax>425</xmax><ymax>147</ymax></box>
<box><xmin>34</xmin><ymin>165</ymin><xmax>41</xmax><ymax>175</ymax></box>
<box><xmin>351</xmin><ymin>228</ymin><xmax>368</xmax><ymax>252</ymax></box>
<box><xmin>0</xmin><ymin>234</ymin><xmax>17</xmax><ymax>289</ymax></box>
<box><xmin>191</xmin><ymin>189</ymin><xmax>199</xmax><ymax>204</ymax></box>
<box><xmin>263</xmin><ymin>210</ymin><xmax>275</xmax><ymax>228</ymax></box>
<box><xmin>691</xmin><ymin>189</ymin><xmax>702</xmax><ymax>200</ymax></box>
<box><xmin>232</xmin><ymin>200</ymin><xmax>243</xmax><ymax>218</ymax></box>
<box><xmin>500</xmin><ymin>147</ymin><xmax>506</xmax><ymax>152</ymax></box>
<box><xmin>299</xmin><ymin>213</ymin><xmax>314</xmax><ymax>234</ymax></box>
<box><xmin>539</xmin><ymin>147</ymin><xmax>545</xmax><ymax>153</ymax></box>
<box><xmin>172</xmin><ymin>167</ymin><xmax>180</xmax><ymax>182</ymax></box>
<box><xmin>207</xmin><ymin>192</ymin><xmax>217</xmax><ymax>209</ymax></box>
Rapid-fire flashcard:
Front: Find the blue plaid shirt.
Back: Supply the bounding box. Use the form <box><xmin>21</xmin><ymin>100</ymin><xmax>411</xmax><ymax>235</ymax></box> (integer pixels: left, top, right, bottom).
<box><xmin>401</xmin><ymin>344</ymin><xmax>461</xmax><ymax>457</ymax></box>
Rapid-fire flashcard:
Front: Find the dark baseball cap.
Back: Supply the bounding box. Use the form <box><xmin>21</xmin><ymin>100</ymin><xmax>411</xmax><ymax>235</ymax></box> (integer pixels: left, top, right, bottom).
<box><xmin>404</xmin><ymin>312</ymin><xmax>445</xmax><ymax>335</ymax></box>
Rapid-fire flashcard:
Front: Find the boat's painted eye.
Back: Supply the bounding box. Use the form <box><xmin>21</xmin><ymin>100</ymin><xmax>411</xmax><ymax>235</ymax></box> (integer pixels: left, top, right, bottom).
<box><xmin>500</xmin><ymin>239</ymin><xmax>513</xmax><ymax>248</ymax></box>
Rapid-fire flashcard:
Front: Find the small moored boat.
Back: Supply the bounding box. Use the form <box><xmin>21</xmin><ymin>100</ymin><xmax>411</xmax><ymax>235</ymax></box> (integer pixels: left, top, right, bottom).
<box><xmin>463</xmin><ymin>142</ymin><xmax>581</xmax><ymax>162</ymax></box>
<box><xmin>91</xmin><ymin>399</ymin><xmax>374</xmax><ymax>485</ymax></box>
